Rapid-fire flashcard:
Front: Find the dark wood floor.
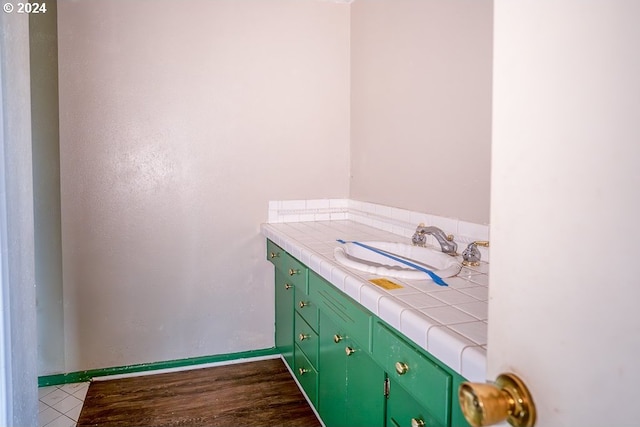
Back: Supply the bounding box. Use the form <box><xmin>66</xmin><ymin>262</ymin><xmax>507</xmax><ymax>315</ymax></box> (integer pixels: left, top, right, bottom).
<box><xmin>77</xmin><ymin>357</ymin><xmax>321</xmax><ymax>427</ymax></box>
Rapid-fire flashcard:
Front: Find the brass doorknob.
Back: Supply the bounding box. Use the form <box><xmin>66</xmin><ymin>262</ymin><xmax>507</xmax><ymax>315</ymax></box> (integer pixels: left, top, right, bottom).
<box><xmin>458</xmin><ymin>373</ymin><xmax>536</xmax><ymax>427</ymax></box>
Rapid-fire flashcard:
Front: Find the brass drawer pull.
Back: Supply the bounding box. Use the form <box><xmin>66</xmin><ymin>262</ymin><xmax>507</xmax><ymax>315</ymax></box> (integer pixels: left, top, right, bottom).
<box><xmin>345</xmin><ymin>346</ymin><xmax>356</xmax><ymax>356</ymax></box>
<box><xmin>395</xmin><ymin>361</ymin><xmax>409</xmax><ymax>375</ymax></box>
<box><xmin>298</xmin><ymin>301</ymin><xmax>308</xmax><ymax>309</ymax></box>
<box><xmin>298</xmin><ymin>367</ymin><xmax>309</xmax><ymax>376</ymax></box>
<box><xmin>333</xmin><ymin>334</ymin><xmax>344</xmax><ymax>343</ymax></box>
<box><xmin>284</xmin><ymin>283</ymin><xmax>292</xmax><ymax>290</ymax></box>
<box><xmin>411</xmin><ymin>418</ymin><xmax>425</xmax><ymax>427</ymax></box>
<box><xmin>270</xmin><ymin>252</ymin><xmax>280</xmax><ymax>259</ymax></box>
<box><xmin>288</xmin><ymin>268</ymin><xmax>300</xmax><ymax>276</ymax></box>
<box><xmin>299</xmin><ymin>333</ymin><xmax>309</xmax><ymax>342</ymax></box>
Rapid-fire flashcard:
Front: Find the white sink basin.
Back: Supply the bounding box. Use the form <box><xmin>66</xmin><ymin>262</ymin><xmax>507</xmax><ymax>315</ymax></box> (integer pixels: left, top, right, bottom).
<box><xmin>333</xmin><ymin>241</ymin><xmax>462</xmax><ymax>281</ymax></box>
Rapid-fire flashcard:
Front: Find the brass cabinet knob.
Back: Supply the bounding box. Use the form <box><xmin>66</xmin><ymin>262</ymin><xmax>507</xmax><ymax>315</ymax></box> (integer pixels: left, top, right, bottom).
<box><xmin>459</xmin><ymin>373</ymin><xmax>536</xmax><ymax>427</ymax></box>
<box><xmin>299</xmin><ymin>333</ymin><xmax>309</xmax><ymax>342</ymax></box>
<box><xmin>288</xmin><ymin>268</ymin><xmax>299</xmax><ymax>276</ymax></box>
<box><xmin>284</xmin><ymin>283</ymin><xmax>292</xmax><ymax>290</ymax></box>
<box><xmin>298</xmin><ymin>301</ymin><xmax>308</xmax><ymax>309</ymax></box>
<box><xmin>298</xmin><ymin>367</ymin><xmax>309</xmax><ymax>376</ymax></box>
<box><xmin>270</xmin><ymin>252</ymin><xmax>280</xmax><ymax>259</ymax></box>
<box><xmin>345</xmin><ymin>346</ymin><xmax>356</xmax><ymax>356</ymax></box>
<box><xmin>410</xmin><ymin>418</ymin><xmax>425</xmax><ymax>427</ymax></box>
<box><xmin>395</xmin><ymin>361</ymin><xmax>409</xmax><ymax>375</ymax></box>
<box><xmin>333</xmin><ymin>334</ymin><xmax>344</xmax><ymax>343</ymax></box>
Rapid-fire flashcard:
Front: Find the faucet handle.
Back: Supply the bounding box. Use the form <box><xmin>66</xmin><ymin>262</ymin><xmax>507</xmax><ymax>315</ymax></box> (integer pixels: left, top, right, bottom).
<box><xmin>462</xmin><ymin>241</ymin><xmax>490</xmax><ymax>266</ymax></box>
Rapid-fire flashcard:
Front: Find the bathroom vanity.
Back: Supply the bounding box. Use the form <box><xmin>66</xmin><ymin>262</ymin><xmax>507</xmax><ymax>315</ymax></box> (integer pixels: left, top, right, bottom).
<box><xmin>264</xmin><ymin>217</ymin><xmax>488</xmax><ymax>427</ymax></box>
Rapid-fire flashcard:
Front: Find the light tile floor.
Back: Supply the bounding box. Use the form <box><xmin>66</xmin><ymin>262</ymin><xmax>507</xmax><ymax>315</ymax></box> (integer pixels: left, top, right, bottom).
<box><xmin>38</xmin><ymin>382</ymin><xmax>90</xmax><ymax>427</ymax></box>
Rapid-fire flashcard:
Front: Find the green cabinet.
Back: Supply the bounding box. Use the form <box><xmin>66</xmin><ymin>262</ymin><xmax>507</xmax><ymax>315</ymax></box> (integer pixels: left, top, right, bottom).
<box><xmin>318</xmin><ymin>312</ymin><xmax>385</xmax><ymax>427</ymax></box>
<box><xmin>266</xmin><ymin>239</ymin><xmax>471</xmax><ymax>427</ymax></box>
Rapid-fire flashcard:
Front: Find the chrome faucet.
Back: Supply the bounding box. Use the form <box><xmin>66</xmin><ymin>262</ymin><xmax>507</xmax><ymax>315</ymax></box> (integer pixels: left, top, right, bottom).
<box><xmin>411</xmin><ymin>223</ymin><xmax>458</xmax><ymax>255</ymax></box>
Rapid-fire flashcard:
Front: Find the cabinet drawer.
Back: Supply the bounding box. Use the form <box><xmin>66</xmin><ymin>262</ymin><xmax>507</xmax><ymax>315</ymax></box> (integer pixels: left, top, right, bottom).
<box><xmin>295</xmin><ymin>312</ymin><xmax>318</xmax><ymax>368</ymax></box>
<box><xmin>285</xmin><ymin>254</ymin><xmax>307</xmax><ymax>293</ymax></box>
<box><xmin>374</xmin><ymin>322</ymin><xmax>452</xmax><ymax>427</ymax></box>
<box><xmin>309</xmin><ymin>271</ymin><xmax>372</xmax><ymax>349</ymax></box>
<box><xmin>266</xmin><ymin>240</ymin><xmax>308</xmax><ymax>293</ymax></box>
<box><xmin>294</xmin><ymin>344</ymin><xmax>318</xmax><ymax>405</ymax></box>
<box><xmin>295</xmin><ymin>295</ymin><xmax>318</xmax><ymax>333</ymax></box>
<box><xmin>266</xmin><ymin>239</ymin><xmax>284</xmax><ymax>268</ymax></box>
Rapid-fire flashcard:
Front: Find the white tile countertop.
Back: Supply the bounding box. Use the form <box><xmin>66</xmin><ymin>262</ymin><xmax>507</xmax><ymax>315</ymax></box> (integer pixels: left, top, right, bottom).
<box><xmin>261</xmin><ymin>219</ymin><xmax>488</xmax><ymax>382</ymax></box>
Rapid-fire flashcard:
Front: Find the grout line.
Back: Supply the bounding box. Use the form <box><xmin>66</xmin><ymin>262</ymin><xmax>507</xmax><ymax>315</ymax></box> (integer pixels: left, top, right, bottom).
<box><xmin>38</xmin><ymin>384</ymin><xmax>87</xmax><ymax>427</ymax></box>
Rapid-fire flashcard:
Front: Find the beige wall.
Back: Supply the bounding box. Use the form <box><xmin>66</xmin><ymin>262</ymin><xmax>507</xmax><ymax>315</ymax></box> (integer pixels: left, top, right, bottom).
<box><xmin>30</xmin><ymin>3</ymin><xmax>65</xmax><ymax>376</ymax></box>
<box><xmin>58</xmin><ymin>0</ymin><xmax>350</xmax><ymax>371</ymax></box>
<box><xmin>54</xmin><ymin>0</ymin><xmax>492</xmax><ymax>374</ymax></box>
<box><xmin>350</xmin><ymin>0</ymin><xmax>493</xmax><ymax>224</ymax></box>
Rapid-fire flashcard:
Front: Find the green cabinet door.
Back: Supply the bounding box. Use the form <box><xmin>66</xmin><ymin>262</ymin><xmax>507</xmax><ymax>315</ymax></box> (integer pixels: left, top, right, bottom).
<box><xmin>318</xmin><ymin>313</ymin><xmax>347</xmax><ymax>427</ymax></box>
<box><xmin>374</xmin><ymin>322</ymin><xmax>452</xmax><ymax>426</ymax></box>
<box><xmin>345</xmin><ymin>345</ymin><xmax>385</xmax><ymax>427</ymax></box>
<box><xmin>275</xmin><ymin>268</ymin><xmax>294</xmax><ymax>368</ymax></box>
<box><xmin>318</xmin><ymin>312</ymin><xmax>385</xmax><ymax>427</ymax></box>
<box><xmin>386</xmin><ymin>377</ymin><xmax>443</xmax><ymax>427</ymax></box>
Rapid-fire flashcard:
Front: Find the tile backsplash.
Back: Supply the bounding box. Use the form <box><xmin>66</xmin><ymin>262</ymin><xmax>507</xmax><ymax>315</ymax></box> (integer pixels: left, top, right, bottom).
<box><xmin>267</xmin><ymin>199</ymin><xmax>490</xmax><ymax>262</ymax></box>
<box><xmin>268</xmin><ymin>199</ymin><xmax>349</xmax><ymax>223</ymax></box>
